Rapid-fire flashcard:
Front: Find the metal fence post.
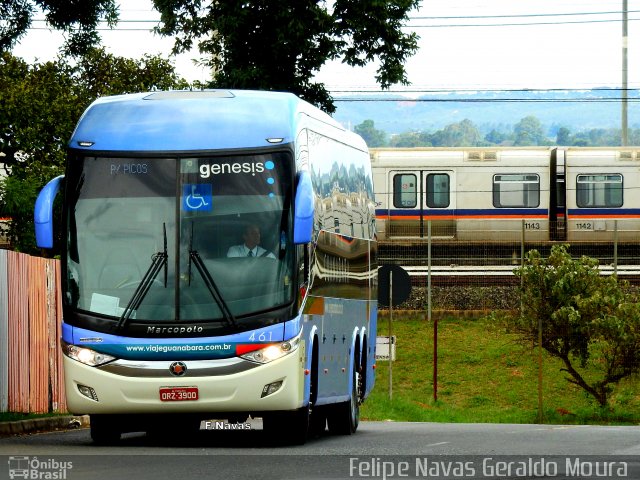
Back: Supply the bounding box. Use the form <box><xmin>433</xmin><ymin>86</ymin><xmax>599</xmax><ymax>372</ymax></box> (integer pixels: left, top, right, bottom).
<box><xmin>614</xmin><ymin>220</ymin><xmax>618</xmax><ymax>276</ymax></box>
<box><xmin>427</xmin><ymin>220</ymin><xmax>432</xmax><ymax>323</ymax></box>
<box><xmin>521</xmin><ymin>219</ymin><xmax>525</xmax><ymax>276</ymax></box>
<box><xmin>538</xmin><ymin>315</ymin><xmax>544</xmax><ymax>424</ymax></box>
<box><xmin>428</xmin><ymin>220</ymin><xmax>437</xmax><ymax>402</ymax></box>
<box><xmin>389</xmin><ymin>272</ymin><xmax>393</xmax><ymax>401</ymax></box>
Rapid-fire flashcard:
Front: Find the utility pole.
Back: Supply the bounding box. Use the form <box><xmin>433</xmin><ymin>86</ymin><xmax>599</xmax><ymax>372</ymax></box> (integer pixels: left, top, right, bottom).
<box><xmin>622</xmin><ymin>0</ymin><xmax>628</xmax><ymax>146</ymax></box>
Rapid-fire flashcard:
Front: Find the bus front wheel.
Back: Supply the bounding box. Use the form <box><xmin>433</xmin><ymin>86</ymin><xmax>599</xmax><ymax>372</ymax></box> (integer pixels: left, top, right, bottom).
<box><xmin>263</xmin><ymin>407</ymin><xmax>308</xmax><ymax>445</ymax></box>
<box><xmin>90</xmin><ymin>415</ymin><xmax>121</xmax><ymax>445</ymax></box>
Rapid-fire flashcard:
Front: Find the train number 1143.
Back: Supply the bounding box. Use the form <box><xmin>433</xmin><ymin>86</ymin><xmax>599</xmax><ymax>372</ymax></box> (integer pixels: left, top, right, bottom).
<box><xmin>524</xmin><ymin>222</ymin><xmax>541</xmax><ymax>230</ymax></box>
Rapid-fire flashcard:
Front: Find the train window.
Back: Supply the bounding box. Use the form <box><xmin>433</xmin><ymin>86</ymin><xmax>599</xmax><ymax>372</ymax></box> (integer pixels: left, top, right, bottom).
<box><xmin>493</xmin><ymin>174</ymin><xmax>540</xmax><ymax>208</ymax></box>
<box><xmin>393</xmin><ymin>174</ymin><xmax>417</xmax><ymax>208</ymax></box>
<box><xmin>426</xmin><ymin>173</ymin><xmax>450</xmax><ymax>208</ymax></box>
<box><xmin>576</xmin><ymin>174</ymin><xmax>623</xmax><ymax>208</ymax></box>
<box><xmin>556</xmin><ymin>174</ymin><xmax>566</xmax><ymax>208</ymax></box>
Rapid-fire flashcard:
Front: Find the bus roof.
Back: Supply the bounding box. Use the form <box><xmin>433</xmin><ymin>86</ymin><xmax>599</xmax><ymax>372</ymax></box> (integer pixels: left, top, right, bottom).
<box><xmin>69</xmin><ymin>90</ymin><xmax>346</xmax><ymax>152</ymax></box>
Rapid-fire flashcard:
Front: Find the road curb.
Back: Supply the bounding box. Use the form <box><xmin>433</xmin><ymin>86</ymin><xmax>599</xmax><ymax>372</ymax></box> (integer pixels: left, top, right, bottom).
<box><xmin>0</xmin><ymin>415</ymin><xmax>89</xmax><ymax>436</ymax></box>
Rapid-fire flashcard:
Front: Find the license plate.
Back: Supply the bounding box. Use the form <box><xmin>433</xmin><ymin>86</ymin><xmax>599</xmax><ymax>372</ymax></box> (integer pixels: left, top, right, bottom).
<box><xmin>159</xmin><ymin>387</ymin><xmax>199</xmax><ymax>402</ymax></box>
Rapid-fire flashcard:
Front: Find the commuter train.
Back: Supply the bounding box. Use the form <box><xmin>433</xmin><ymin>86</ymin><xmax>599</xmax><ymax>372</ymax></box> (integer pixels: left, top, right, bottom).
<box><xmin>368</xmin><ymin>147</ymin><xmax>640</xmax><ymax>263</ymax></box>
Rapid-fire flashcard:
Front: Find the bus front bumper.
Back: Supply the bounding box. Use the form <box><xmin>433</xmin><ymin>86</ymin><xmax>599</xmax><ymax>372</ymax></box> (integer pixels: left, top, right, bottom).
<box><xmin>63</xmin><ymin>343</ymin><xmax>306</xmax><ymax>415</ymax></box>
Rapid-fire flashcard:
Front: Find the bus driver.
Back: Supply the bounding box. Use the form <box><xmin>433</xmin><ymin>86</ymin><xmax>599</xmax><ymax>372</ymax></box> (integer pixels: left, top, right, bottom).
<box><xmin>227</xmin><ymin>224</ymin><xmax>276</xmax><ymax>259</ymax></box>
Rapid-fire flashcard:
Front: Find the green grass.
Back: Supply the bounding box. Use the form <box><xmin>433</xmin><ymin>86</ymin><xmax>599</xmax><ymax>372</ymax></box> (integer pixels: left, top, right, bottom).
<box><xmin>363</xmin><ymin>314</ymin><xmax>640</xmax><ymax>425</ymax></box>
<box><xmin>0</xmin><ymin>412</ymin><xmax>68</xmax><ymax>423</ymax></box>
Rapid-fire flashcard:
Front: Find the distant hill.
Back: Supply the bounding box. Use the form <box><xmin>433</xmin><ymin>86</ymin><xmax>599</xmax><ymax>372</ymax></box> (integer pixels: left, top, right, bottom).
<box><xmin>332</xmin><ymin>89</ymin><xmax>640</xmax><ymax>135</ymax></box>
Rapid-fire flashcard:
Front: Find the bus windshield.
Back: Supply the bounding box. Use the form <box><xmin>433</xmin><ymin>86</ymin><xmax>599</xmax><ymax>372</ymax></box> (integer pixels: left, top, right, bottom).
<box><xmin>65</xmin><ymin>152</ymin><xmax>295</xmax><ymax>331</ymax></box>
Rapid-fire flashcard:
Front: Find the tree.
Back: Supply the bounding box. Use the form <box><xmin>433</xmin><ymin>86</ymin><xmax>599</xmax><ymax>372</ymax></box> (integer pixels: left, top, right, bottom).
<box><xmin>509</xmin><ymin>245</ymin><xmax>640</xmax><ymax>408</ymax></box>
<box><xmin>0</xmin><ymin>50</ymin><xmax>189</xmax><ymax>253</ymax></box>
<box><xmin>514</xmin><ymin>115</ymin><xmax>546</xmax><ymax>146</ymax></box>
<box><xmin>431</xmin><ymin>119</ymin><xmax>482</xmax><ymax>147</ymax></box>
<box><xmin>389</xmin><ymin>130</ymin><xmax>431</xmax><ymax>148</ymax></box>
<box><xmin>0</xmin><ymin>52</ymin><xmax>80</xmax><ymax>180</ymax></box>
<box><xmin>484</xmin><ymin>129</ymin><xmax>510</xmax><ymax>145</ymax></box>
<box><xmin>0</xmin><ymin>0</ymin><xmax>118</xmax><ymax>55</ymax></box>
<box><xmin>75</xmin><ymin>48</ymin><xmax>190</xmax><ymax>98</ymax></box>
<box><xmin>0</xmin><ymin>56</ymin><xmax>79</xmax><ymax>251</ymax></box>
<box><xmin>153</xmin><ymin>0</ymin><xmax>420</xmax><ymax>113</ymax></box>
<box><xmin>354</xmin><ymin>120</ymin><xmax>387</xmax><ymax>147</ymax></box>
<box><xmin>555</xmin><ymin>126</ymin><xmax>572</xmax><ymax>145</ymax></box>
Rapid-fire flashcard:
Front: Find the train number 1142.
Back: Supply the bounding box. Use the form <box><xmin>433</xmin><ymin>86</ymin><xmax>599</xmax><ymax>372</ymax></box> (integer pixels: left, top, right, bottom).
<box><xmin>576</xmin><ymin>222</ymin><xmax>593</xmax><ymax>230</ymax></box>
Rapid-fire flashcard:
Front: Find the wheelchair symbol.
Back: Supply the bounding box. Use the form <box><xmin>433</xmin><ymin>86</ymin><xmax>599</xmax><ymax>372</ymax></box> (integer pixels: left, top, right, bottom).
<box><xmin>183</xmin><ymin>184</ymin><xmax>212</xmax><ymax>212</ymax></box>
<box><xmin>186</xmin><ymin>185</ymin><xmax>209</xmax><ymax>209</ymax></box>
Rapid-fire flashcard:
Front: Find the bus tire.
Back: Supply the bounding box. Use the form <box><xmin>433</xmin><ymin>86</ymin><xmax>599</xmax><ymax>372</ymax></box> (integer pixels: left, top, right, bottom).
<box><xmin>308</xmin><ymin>406</ymin><xmax>326</xmax><ymax>438</ymax></box>
<box><xmin>360</xmin><ymin>336</ymin><xmax>368</xmax><ymax>402</ymax></box>
<box><xmin>327</xmin><ymin>364</ymin><xmax>360</xmax><ymax>435</ymax></box>
<box><xmin>263</xmin><ymin>407</ymin><xmax>309</xmax><ymax>445</ymax></box>
<box><xmin>90</xmin><ymin>415</ymin><xmax>121</xmax><ymax>445</ymax></box>
<box><xmin>307</xmin><ymin>339</ymin><xmax>325</xmax><ymax>438</ymax></box>
<box><xmin>290</xmin><ymin>406</ymin><xmax>310</xmax><ymax>445</ymax></box>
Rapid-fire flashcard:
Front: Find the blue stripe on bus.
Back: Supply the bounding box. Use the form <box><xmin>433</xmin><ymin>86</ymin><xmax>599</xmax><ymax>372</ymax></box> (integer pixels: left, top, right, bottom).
<box><xmin>63</xmin><ymin>319</ymin><xmax>299</xmax><ymax>360</ymax></box>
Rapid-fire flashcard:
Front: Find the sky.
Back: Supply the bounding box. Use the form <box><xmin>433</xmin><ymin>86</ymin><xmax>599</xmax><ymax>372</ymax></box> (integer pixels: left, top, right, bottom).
<box><xmin>10</xmin><ymin>0</ymin><xmax>640</xmax><ymax>95</ymax></box>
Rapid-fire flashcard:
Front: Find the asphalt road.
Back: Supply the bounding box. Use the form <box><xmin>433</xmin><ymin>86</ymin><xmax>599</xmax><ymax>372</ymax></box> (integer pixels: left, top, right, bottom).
<box><xmin>1</xmin><ymin>421</ymin><xmax>639</xmax><ymax>479</ymax></box>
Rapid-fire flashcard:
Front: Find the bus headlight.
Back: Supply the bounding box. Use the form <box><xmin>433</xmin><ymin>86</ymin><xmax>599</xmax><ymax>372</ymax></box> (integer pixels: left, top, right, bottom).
<box><xmin>62</xmin><ymin>342</ymin><xmax>116</xmax><ymax>367</ymax></box>
<box><xmin>239</xmin><ymin>335</ymin><xmax>300</xmax><ymax>364</ymax></box>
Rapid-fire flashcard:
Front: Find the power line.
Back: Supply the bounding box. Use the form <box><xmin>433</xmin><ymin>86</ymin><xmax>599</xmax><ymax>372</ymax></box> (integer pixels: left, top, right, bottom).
<box><xmin>407</xmin><ymin>17</ymin><xmax>640</xmax><ymax>28</ymax></box>
<box><xmin>27</xmin><ymin>11</ymin><xmax>640</xmax><ymax>31</ymax></box>
<box><xmin>30</xmin><ymin>18</ymin><xmax>159</xmax><ymax>23</ymax></box>
<box><xmin>26</xmin><ymin>16</ymin><xmax>640</xmax><ymax>32</ymax></box>
<box><xmin>30</xmin><ymin>10</ymin><xmax>640</xmax><ymax>24</ymax></box>
<box><xmin>334</xmin><ymin>98</ymin><xmax>640</xmax><ymax>103</ymax></box>
<box><xmin>28</xmin><ymin>27</ymin><xmax>157</xmax><ymax>31</ymax></box>
<box><xmin>408</xmin><ymin>10</ymin><xmax>640</xmax><ymax>20</ymax></box>
<box><xmin>330</xmin><ymin>87</ymin><xmax>640</xmax><ymax>94</ymax></box>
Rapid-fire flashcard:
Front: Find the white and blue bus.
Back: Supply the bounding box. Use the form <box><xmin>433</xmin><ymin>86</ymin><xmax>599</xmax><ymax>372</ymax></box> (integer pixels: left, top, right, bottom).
<box><xmin>34</xmin><ymin>90</ymin><xmax>378</xmax><ymax>444</ymax></box>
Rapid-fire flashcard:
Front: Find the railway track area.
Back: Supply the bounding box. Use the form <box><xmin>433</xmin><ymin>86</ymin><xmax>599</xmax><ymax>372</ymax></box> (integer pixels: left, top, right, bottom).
<box><xmin>378</xmin><ymin>241</ymin><xmax>640</xmax><ymax>286</ymax></box>
<box><xmin>399</xmin><ymin>264</ymin><xmax>640</xmax><ymax>286</ymax></box>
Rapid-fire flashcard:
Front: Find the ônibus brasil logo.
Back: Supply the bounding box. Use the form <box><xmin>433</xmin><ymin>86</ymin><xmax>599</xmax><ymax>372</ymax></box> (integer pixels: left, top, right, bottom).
<box><xmin>8</xmin><ymin>456</ymin><xmax>73</xmax><ymax>479</ymax></box>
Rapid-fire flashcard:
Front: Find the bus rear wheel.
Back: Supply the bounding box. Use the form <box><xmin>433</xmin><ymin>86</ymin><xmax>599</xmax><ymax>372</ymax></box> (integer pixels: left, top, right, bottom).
<box><xmin>327</xmin><ymin>364</ymin><xmax>360</xmax><ymax>435</ymax></box>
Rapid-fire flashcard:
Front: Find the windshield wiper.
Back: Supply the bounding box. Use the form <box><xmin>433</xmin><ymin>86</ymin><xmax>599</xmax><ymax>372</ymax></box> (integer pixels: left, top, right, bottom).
<box><xmin>114</xmin><ymin>224</ymin><xmax>168</xmax><ymax>332</ymax></box>
<box><xmin>188</xmin><ymin>223</ymin><xmax>237</xmax><ymax>328</ymax></box>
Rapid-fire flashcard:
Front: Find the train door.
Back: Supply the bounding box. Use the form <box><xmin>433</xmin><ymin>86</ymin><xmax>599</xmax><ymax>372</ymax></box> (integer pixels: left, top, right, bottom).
<box><xmin>387</xmin><ymin>170</ymin><xmax>456</xmax><ymax>238</ymax></box>
<box><xmin>550</xmin><ymin>148</ymin><xmax>567</xmax><ymax>241</ymax></box>
<box><xmin>422</xmin><ymin>171</ymin><xmax>456</xmax><ymax>237</ymax></box>
<box><xmin>388</xmin><ymin>170</ymin><xmax>420</xmax><ymax>238</ymax></box>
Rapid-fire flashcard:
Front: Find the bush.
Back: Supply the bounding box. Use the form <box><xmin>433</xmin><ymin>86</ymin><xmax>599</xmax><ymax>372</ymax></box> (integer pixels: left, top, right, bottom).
<box><xmin>508</xmin><ymin>245</ymin><xmax>640</xmax><ymax>407</ymax></box>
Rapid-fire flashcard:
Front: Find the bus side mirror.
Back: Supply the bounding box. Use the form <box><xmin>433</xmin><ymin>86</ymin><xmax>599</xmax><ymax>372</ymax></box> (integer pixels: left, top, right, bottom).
<box><xmin>34</xmin><ymin>175</ymin><xmax>64</xmax><ymax>249</ymax></box>
<box><xmin>293</xmin><ymin>171</ymin><xmax>314</xmax><ymax>244</ymax></box>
